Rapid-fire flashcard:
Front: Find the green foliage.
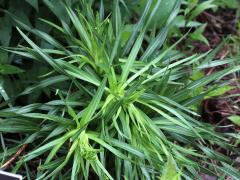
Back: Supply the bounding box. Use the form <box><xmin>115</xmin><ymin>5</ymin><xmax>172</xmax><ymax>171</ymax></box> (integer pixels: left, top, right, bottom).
<box><xmin>190</xmin><ymin>24</ymin><xmax>209</xmax><ymax>45</ymax></box>
<box><xmin>132</xmin><ymin>0</ymin><xmax>180</xmax><ymax>28</ymax></box>
<box><xmin>161</xmin><ymin>156</ymin><xmax>181</xmax><ymax>180</ymax></box>
<box><xmin>0</xmin><ymin>0</ymin><xmax>239</xmax><ymax>179</ymax></box>
<box><xmin>228</xmin><ymin>116</ymin><xmax>240</xmax><ymax>126</ymax></box>
<box><xmin>185</xmin><ymin>0</ymin><xmax>217</xmax><ymax>20</ymax></box>
<box><xmin>0</xmin><ymin>64</ymin><xmax>24</xmax><ymax>75</ymax></box>
<box><xmin>165</xmin><ymin>0</ymin><xmax>217</xmax><ymax>47</ymax></box>
<box><xmin>215</xmin><ymin>0</ymin><xmax>240</xmax><ymax>9</ymax></box>
<box><xmin>205</xmin><ymin>85</ymin><xmax>235</xmax><ymax>99</ymax></box>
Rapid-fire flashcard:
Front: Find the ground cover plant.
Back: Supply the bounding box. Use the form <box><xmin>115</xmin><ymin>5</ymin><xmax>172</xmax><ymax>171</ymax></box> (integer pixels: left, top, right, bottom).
<box><xmin>0</xmin><ymin>0</ymin><xmax>240</xmax><ymax>179</ymax></box>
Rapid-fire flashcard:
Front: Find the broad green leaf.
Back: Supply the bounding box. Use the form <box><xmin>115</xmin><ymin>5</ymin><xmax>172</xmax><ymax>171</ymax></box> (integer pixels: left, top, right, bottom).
<box><xmin>0</xmin><ymin>16</ymin><xmax>12</xmax><ymax>47</ymax></box>
<box><xmin>205</xmin><ymin>86</ymin><xmax>234</xmax><ymax>99</ymax></box>
<box><xmin>190</xmin><ymin>24</ymin><xmax>209</xmax><ymax>45</ymax></box>
<box><xmin>161</xmin><ymin>156</ymin><xmax>181</xmax><ymax>180</ymax></box>
<box><xmin>0</xmin><ymin>64</ymin><xmax>24</xmax><ymax>75</ymax></box>
<box><xmin>189</xmin><ymin>0</ymin><xmax>217</xmax><ymax>20</ymax></box>
<box><xmin>25</xmin><ymin>0</ymin><xmax>38</xmax><ymax>11</ymax></box>
<box><xmin>228</xmin><ymin>116</ymin><xmax>240</xmax><ymax>126</ymax></box>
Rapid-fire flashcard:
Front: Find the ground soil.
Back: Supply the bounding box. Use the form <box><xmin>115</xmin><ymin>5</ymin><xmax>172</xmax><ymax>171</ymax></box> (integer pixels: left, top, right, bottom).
<box><xmin>195</xmin><ymin>8</ymin><xmax>240</xmax><ymax>180</ymax></box>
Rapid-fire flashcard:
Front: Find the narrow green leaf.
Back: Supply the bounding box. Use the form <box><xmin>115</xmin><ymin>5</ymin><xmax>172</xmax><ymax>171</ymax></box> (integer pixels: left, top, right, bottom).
<box><xmin>121</xmin><ymin>31</ymin><xmax>144</xmax><ymax>83</ymax></box>
<box><xmin>0</xmin><ymin>64</ymin><xmax>24</xmax><ymax>75</ymax></box>
<box><xmin>79</xmin><ymin>78</ymin><xmax>106</xmax><ymax>127</ymax></box>
<box><xmin>161</xmin><ymin>156</ymin><xmax>180</xmax><ymax>180</ymax></box>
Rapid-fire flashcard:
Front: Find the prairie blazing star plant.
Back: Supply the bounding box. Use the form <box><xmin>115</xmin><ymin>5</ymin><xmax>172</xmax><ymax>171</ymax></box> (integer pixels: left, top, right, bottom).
<box><xmin>0</xmin><ymin>0</ymin><xmax>240</xmax><ymax>179</ymax></box>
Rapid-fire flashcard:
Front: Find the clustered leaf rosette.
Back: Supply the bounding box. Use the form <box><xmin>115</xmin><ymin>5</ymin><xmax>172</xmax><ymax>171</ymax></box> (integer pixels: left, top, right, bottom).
<box><xmin>0</xmin><ymin>0</ymin><xmax>239</xmax><ymax>179</ymax></box>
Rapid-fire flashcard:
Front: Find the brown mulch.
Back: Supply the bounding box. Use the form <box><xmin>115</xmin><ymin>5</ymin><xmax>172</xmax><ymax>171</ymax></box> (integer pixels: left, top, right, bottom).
<box><xmin>191</xmin><ymin>7</ymin><xmax>240</xmax><ymax>128</ymax></box>
<box><xmin>192</xmin><ymin>8</ymin><xmax>240</xmax><ymax>180</ymax></box>
<box><xmin>193</xmin><ymin>8</ymin><xmax>238</xmax><ymax>52</ymax></box>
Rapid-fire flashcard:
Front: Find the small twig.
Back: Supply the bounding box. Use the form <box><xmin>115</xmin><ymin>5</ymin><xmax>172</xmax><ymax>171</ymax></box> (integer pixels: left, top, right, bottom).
<box><xmin>0</xmin><ymin>144</ymin><xmax>28</xmax><ymax>170</ymax></box>
<box><xmin>218</xmin><ymin>47</ymin><xmax>229</xmax><ymax>60</ymax></box>
<box><xmin>203</xmin><ymin>11</ymin><xmax>225</xmax><ymax>24</ymax></box>
<box><xmin>206</xmin><ymin>67</ymin><xmax>216</xmax><ymax>76</ymax></box>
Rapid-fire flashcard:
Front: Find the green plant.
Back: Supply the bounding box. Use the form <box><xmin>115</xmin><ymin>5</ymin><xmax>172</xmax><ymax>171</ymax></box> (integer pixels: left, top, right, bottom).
<box><xmin>0</xmin><ymin>0</ymin><xmax>240</xmax><ymax>179</ymax></box>
<box><xmin>215</xmin><ymin>0</ymin><xmax>240</xmax><ymax>9</ymax></box>
<box><xmin>0</xmin><ymin>0</ymin><xmax>81</xmax><ymax>103</ymax></box>
<box><xmin>168</xmin><ymin>0</ymin><xmax>217</xmax><ymax>46</ymax></box>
